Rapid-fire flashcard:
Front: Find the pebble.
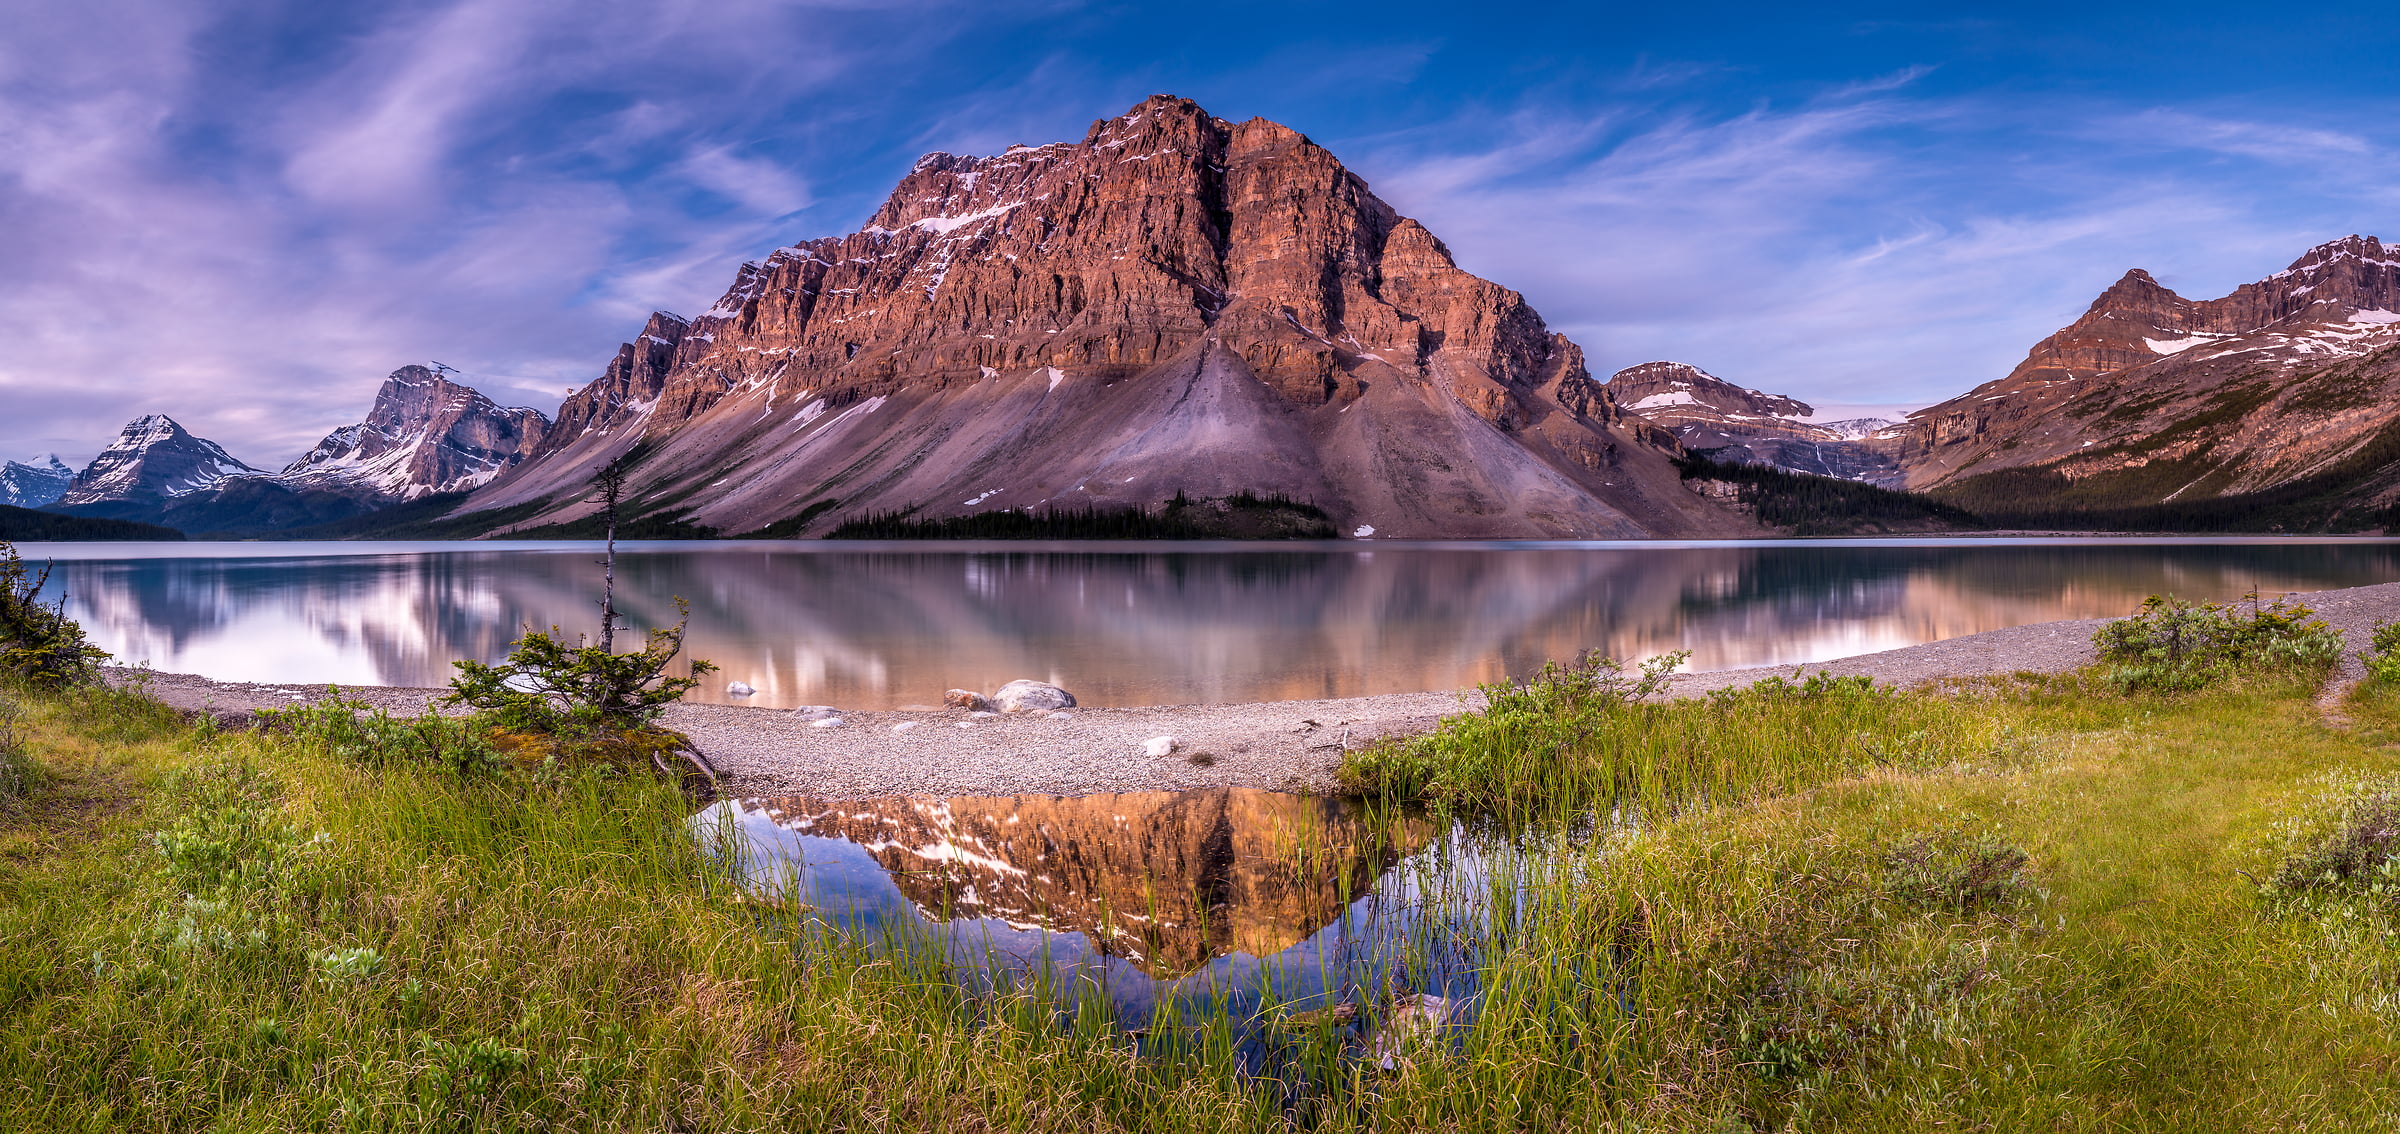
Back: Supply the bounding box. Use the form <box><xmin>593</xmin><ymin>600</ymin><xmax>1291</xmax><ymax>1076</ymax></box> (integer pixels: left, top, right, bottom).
<box><xmin>726</xmin><ymin>681</ymin><xmax>756</xmax><ymax>696</ymax></box>
<box><xmin>809</xmin><ymin>717</ymin><xmax>843</xmax><ymax>729</ymax></box>
<box><xmin>1143</xmin><ymin>735</ymin><xmax>1181</xmax><ymax>757</ymax></box>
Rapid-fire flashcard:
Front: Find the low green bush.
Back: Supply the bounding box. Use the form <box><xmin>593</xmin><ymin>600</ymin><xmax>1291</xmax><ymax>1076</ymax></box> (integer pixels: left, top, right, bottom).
<box><xmin>257</xmin><ymin>696</ymin><xmax>503</xmax><ymax>778</ymax></box>
<box><xmin>2261</xmin><ymin>776</ymin><xmax>2400</xmax><ymax>911</ymax></box>
<box><xmin>2361</xmin><ymin>621</ymin><xmax>2400</xmax><ymax>687</ymax></box>
<box><xmin>2091</xmin><ymin>591</ymin><xmax>2342</xmax><ymax>693</ymax></box>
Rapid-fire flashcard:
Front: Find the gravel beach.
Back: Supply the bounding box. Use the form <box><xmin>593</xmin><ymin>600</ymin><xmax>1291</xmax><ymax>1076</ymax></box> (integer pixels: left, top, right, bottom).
<box><xmin>114</xmin><ymin>580</ymin><xmax>2400</xmax><ymax>799</ymax></box>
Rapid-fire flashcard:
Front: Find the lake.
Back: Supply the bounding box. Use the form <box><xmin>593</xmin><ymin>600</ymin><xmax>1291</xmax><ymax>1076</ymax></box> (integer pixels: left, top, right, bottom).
<box><xmin>19</xmin><ymin>537</ymin><xmax>2400</xmax><ymax>710</ymax></box>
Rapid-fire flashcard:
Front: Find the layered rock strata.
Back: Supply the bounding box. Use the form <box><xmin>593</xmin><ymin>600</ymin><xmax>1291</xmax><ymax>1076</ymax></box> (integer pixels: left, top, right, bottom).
<box><xmin>468</xmin><ymin>95</ymin><xmax>1733</xmax><ymax>539</ymax></box>
<box><xmin>1889</xmin><ymin>234</ymin><xmax>2400</xmax><ymax>510</ymax></box>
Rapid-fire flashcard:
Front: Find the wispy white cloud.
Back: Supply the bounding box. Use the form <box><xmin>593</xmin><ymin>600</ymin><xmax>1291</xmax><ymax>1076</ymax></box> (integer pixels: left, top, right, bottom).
<box><xmin>0</xmin><ymin>0</ymin><xmax>967</xmax><ymax>462</ymax></box>
<box><xmin>1357</xmin><ymin>84</ymin><xmax>2400</xmax><ymax>409</ymax></box>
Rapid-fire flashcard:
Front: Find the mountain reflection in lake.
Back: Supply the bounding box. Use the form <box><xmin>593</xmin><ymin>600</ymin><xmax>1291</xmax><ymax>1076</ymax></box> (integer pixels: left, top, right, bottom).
<box><xmin>27</xmin><ymin>538</ymin><xmax>2400</xmax><ymax>708</ymax></box>
<box><xmin>699</xmin><ymin>787</ymin><xmax>1496</xmax><ymax>1031</ymax></box>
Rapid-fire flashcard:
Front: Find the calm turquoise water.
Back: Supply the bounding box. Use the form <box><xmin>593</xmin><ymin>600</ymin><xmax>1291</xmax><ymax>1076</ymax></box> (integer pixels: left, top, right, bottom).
<box><xmin>21</xmin><ymin>537</ymin><xmax>2400</xmax><ymax>710</ymax></box>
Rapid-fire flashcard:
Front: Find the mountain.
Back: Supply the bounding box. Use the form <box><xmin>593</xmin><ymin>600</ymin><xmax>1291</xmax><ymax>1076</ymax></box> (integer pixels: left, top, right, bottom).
<box><xmin>1607</xmin><ymin>361</ymin><xmax>1901</xmax><ymax>485</ymax></box>
<box><xmin>54</xmin><ymin>416</ymin><xmax>260</xmax><ymax>516</ymax></box>
<box><xmin>52</xmin><ymin>368</ymin><xmax>548</xmax><ymax>536</ymax></box>
<box><xmin>0</xmin><ymin>455</ymin><xmax>72</xmax><ymax>508</ymax></box>
<box><xmin>1890</xmin><ymin>235</ymin><xmax>2400</xmax><ymax>525</ymax></box>
<box><xmin>281</xmin><ymin>365</ymin><xmax>548</xmax><ymax>499</ymax></box>
<box><xmin>460</xmin><ymin>94</ymin><xmax>1738</xmax><ymax>540</ymax></box>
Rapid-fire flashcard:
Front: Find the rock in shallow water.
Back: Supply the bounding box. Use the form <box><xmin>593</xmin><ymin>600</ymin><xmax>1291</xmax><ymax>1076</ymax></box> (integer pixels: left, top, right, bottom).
<box><xmin>943</xmin><ymin>689</ymin><xmax>993</xmax><ymax>712</ymax></box>
<box><xmin>994</xmin><ymin>679</ymin><xmax>1076</xmax><ymax>713</ymax></box>
<box><xmin>1142</xmin><ymin>735</ymin><xmax>1181</xmax><ymax>757</ymax></box>
<box><xmin>726</xmin><ymin>680</ymin><xmax>756</xmax><ymax>696</ymax></box>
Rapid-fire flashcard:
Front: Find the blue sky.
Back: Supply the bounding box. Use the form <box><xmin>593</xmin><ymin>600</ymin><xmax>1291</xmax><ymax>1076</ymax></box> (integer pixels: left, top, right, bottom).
<box><xmin>4</xmin><ymin>0</ymin><xmax>2398</xmax><ymax>465</ymax></box>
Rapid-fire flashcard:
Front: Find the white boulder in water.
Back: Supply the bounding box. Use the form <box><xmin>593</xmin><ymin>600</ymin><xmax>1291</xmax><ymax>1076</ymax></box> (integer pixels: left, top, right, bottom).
<box><xmin>725</xmin><ymin>680</ymin><xmax>756</xmax><ymax>697</ymax></box>
<box><xmin>993</xmin><ymin>679</ymin><xmax>1076</xmax><ymax>713</ymax></box>
<box><xmin>1142</xmin><ymin>735</ymin><xmax>1181</xmax><ymax>757</ymax></box>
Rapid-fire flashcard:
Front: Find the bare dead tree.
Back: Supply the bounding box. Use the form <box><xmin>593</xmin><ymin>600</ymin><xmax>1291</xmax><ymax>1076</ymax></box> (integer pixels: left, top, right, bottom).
<box><xmin>593</xmin><ymin>460</ymin><xmax>628</xmax><ymax>653</ymax></box>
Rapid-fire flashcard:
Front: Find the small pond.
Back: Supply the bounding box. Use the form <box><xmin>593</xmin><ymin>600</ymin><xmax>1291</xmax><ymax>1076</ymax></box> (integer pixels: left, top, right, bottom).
<box><xmin>697</xmin><ymin>786</ymin><xmax>1543</xmax><ymax>1071</ymax></box>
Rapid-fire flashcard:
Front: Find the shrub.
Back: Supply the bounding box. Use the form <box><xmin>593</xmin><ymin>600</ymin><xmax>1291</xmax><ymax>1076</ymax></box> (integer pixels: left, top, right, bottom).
<box><xmin>2361</xmin><ymin>621</ymin><xmax>2400</xmax><ymax>686</ymax></box>
<box><xmin>2091</xmin><ymin>590</ymin><xmax>2342</xmax><ymax>693</ymax></box>
<box><xmin>0</xmin><ymin>541</ymin><xmax>108</xmax><ymax>688</ymax></box>
<box><xmin>1882</xmin><ymin>831</ymin><xmax>2037</xmax><ymax>915</ymax></box>
<box><xmin>258</xmin><ymin>696</ymin><xmax>503</xmax><ymax>778</ymax></box>
<box><xmin>443</xmin><ymin>600</ymin><xmax>716</xmax><ymax>738</ymax></box>
<box><xmin>1485</xmin><ymin>649</ymin><xmax>1689</xmax><ymax>717</ymax></box>
<box><xmin>2265</xmin><ymin>783</ymin><xmax>2400</xmax><ymax>909</ymax></box>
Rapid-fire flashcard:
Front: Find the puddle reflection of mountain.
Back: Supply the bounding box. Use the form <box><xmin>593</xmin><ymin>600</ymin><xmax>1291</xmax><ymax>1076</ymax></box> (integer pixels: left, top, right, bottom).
<box><xmin>708</xmin><ymin>787</ymin><xmax>1508</xmax><ymax>1030</ymax></box>
<box><xmin>44</xmin><ymin>541</ymin><xmax>2400</xmax><ymax>707</ymax></box>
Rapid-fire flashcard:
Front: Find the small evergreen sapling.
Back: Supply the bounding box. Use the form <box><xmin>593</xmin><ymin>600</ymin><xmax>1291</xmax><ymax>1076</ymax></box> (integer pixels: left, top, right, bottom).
<box><xmin>440</xmin><ymin>460</ymin><xmax>719</xmax><ymax>787</ymax></box>
<box><xmin>444</xmin><ymin>604</ymin><xmax>715</xmax><ymax>737</ymax></box>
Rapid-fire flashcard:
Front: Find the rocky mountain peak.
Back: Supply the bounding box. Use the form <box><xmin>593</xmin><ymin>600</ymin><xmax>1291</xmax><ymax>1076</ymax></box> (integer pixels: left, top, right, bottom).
<box><xmin>466</xmin><ymin>94</ymin><xmax>1726</xmax><ymax>540</ymax></box>
<box><xmin>57</xmin><ymin>415</ymin><xmax>259</xmax><ymax>506</ymax></box>
<box><xmin>534</xmin><ymin>312</ymin><xmax>688</xmax><ymax>456</ymax></box>
<box><xmin>284</xmin><ymin>365</ymin><xmax>549</xmax><ymax>499</ymax></box>
<box><xmin>1607</xmin><ymin>361</ymin><xmax>1902</xmax><ymax>485</ymax></box>
<box><xmin>1889</xmin><ymin>232</ymin><xmax>2400</xmax><ymax>496</ymax></box>
<box><xmin>0</xmin><ymin>454</ymin><xmax>73</xmax><ymax>508</ymax></box>
<box><xmin>1609</xmin><ymin>360</ymin><xmax>1814</xmax><ymax>419</ymax></box>
<box><xmin>2214</xmin><ymin>232</ymin><xmax>2400</xmax><ymax>328</ymax></box>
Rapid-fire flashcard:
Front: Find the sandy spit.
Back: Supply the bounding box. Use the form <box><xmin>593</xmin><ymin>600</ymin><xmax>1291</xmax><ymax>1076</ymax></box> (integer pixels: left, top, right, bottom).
<box><xmin>109</xmin><ymin>581</ymin><xmax>2400</xmax><ymax>800</ymax></box>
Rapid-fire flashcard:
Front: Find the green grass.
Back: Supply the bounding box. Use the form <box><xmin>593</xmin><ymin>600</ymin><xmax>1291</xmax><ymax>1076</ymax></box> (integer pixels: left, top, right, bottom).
<box><xmin>16</xmin><ymin>633</ymin><xmax>2400</xmax><ymax>1127</ymax></box>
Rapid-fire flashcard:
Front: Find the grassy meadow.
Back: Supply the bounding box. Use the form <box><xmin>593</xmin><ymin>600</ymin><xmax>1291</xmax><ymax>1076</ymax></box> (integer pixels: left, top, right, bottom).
<box><xmin>7</xmin><ymin>603</ymin><xmax>2400</xmax><ymax>1128</ymax></box>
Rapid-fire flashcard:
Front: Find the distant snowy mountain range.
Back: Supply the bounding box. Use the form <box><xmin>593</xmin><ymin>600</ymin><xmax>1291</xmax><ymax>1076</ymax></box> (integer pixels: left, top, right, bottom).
<box><xmin>41</xmin><ymin>366</ymin><xmax>546</xmax><ymax>535</ymax></box>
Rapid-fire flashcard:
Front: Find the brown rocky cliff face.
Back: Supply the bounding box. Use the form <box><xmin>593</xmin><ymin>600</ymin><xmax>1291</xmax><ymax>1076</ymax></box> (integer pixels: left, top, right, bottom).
<box><xmin>537</xmin><ymin>312</ymin><xmax>688</xmax><ymax>456</ymax></box>
<box><xmin>1887</xmin><ymin>234</ymin><xmax>2400</xmax><ymax>505</ymax></box>
<box><xmin>743</xmin><ymin>787</ymin><xmax>1431</xmax><ymax>977</ymax></box>
<box><xmin>468</xmin><ymin>94</ymin><xmax>1730</xmax><ymax>539</ymax></box>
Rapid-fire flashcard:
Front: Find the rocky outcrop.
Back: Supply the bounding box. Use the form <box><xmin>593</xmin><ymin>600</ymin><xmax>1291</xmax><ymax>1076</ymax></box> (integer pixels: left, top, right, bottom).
<box><xmin>1608</xmin><ymin>361</ymin><xmax>1901</xmax><ymax>485</ymax></box>
<box><xmin>741</xmin><ymin>787</ymin><xmax>1431</xmax><ymax>976</ymax></box>
<box><xmin>282</xmin><ymin>365</ymin><xmax>549</xmax><ymax>499</ymax></box>
<box><xmin>534</xmin><ymin>313</ymin><xmax>687</xmax><ymax>457</ymax></box>
<box><xmin>464</xmin><ymin>95</ymin><xmax>1737</xmax><ymax>540</ymax></box>
<box><xmin>0</xmin><ymin>455</ymin><xmax>72</xmax><ymax>509</ymax></box>
<box><xmin>1887</xmin><ymin>235</ymin><xmax>2400</xmax><ymax>515</ymax></box>
<box><xmin>55</xmin><ymin>416</ymin><xmax>260</xmax><ymax>510</ymax></box>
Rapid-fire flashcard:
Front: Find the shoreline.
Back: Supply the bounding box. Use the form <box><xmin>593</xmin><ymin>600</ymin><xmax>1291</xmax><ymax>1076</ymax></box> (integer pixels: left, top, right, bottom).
<box><xmin>110</xmin><ymin>579</ymin><xmax>2400</xmax><ymax>799</ymax></box>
